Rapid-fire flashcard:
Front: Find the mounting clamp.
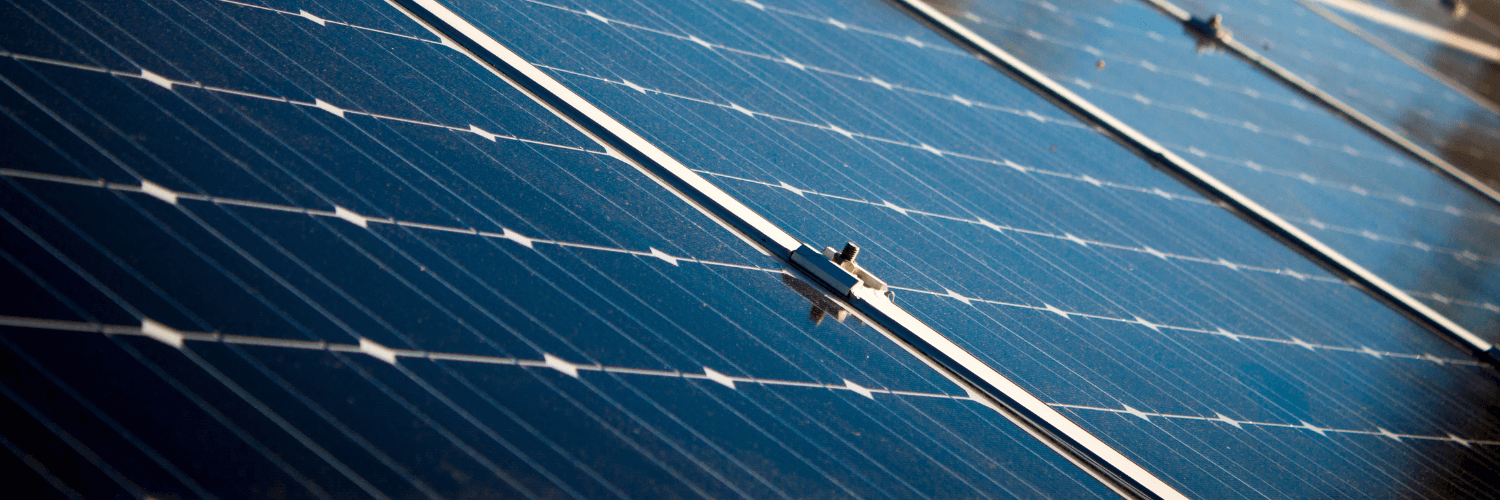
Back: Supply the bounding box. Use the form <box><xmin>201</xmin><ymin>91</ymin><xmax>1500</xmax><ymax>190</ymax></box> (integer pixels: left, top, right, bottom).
<box><xmin>1184</xmin><ymin>13</ymin><xmax>1232</xmax><ymax>52</ymax></box>
<box><xmin>789</xmin><ymin>242</ymin><xmax>891</xmax><ymax>299</ymax></box>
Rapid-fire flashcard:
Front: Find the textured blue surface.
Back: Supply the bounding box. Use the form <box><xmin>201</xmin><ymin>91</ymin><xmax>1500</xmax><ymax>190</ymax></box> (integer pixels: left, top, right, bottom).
<box><xmin>1189</xmin><ymin>0</ymin><xmax>1500</xmax><ymax>336</ymax></box>
<box><xmin>0</xmin><ymin>0</ymin><xmax>1115</xmax><ymax>497</ymax></box>
<box><xmin>447</xmin><ymin>0</ymin><xmax>1500</xmax><ymax>496</ymax></box>
<box><xmin>1190</xmin><ymin>0</ymin><xmax>1500</xmax><ymax>186</ymax></box>
<box><xmin>945</xmin><ymin>0</ymin><xmax>1500</xmax><ymax>340</ymax></box>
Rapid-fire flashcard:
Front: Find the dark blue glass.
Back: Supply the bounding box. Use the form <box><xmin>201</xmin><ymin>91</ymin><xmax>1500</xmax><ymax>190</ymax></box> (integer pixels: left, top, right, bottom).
<box><xmin>1188</xmin><ymin>0</ymin><xmax>1500</xmax><ymax>336</ymax></box>
<box><xmin>937</xmin><ymin>0</ymin><xmax>1500</xmax><ymax>340</ymax></box>
<box><xmin>0</xmin><ymin>0</ymin><xmax>1114</xmax><ymax>497</ymax></box>
<box><xmin>1186</xmin><ymin>0</ymin><xmax>1500</xmax><ymax>190</ymax></box>
<box><xmin>445</xmin><ymin>0</ymin><xmax>1500</xmax><ymax>496</ymax></box>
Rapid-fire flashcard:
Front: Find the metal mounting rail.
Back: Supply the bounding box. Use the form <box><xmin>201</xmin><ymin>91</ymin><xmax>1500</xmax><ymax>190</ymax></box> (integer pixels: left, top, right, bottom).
<box><xmin>887</xmin><ymin>0</ymin><xmax>1499</xmax><ymax>367</ymax></box>
<box><xmin>381</xmin><ymin>0</ymin><xmax>1185</xmax><ymax>498</ymax></box>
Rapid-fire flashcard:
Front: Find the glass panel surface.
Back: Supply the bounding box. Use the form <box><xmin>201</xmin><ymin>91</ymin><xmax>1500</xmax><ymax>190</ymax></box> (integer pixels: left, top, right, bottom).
<box><xmin>1194</xmin><ymin>0</ymin><xmax>1500</xmax><ymax>338</ymax></box>
<box><xmin>444</xmin><ymin>0</ymin><xmax>1500</xmax><ymax>496</ymax></box>
<box><xmin>933</xmin><ymin>0</ymin><xmax>1500</xmax><ymax>341</ymax></box>
<box><xmin>0</xmin><ymin>0</ymin><xmax>1113</xmax><ymax>497</ymax></box>
<box><xmin>1199</xmin><ymin>0</ymin><xmax>1500</xmax><ymax>190</ymax></box>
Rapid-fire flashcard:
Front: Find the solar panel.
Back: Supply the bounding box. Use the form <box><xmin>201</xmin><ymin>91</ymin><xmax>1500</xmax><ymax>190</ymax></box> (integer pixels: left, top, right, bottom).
<box><xmin>924</xmin><ymin>0</ymin><xmax>1500</xmax><ymax>343</ymax></box>
<box><xmin>1189</xmin><ymin>0</ymin><xmax>1500</xmax><ymax>324</ymax></box>
<box><xmin>0</xmin><ymin>0</ymin><xmax>1121</xmax><ymax>497</ymax></box>
<box><xmin>1188</xmin><ymin>0</ymin><xmax>1500</xmax><ymax>334</ymax></box>
<box><xmin>412</xmin><ymin>0</ymin><xmax>1500</xmax><ymax>496</ymax></box>
<box><xmin>1249</xmin><ymin>0</ymin><xmax>1500</xmax><ymax>162</ymax></box>
<box><xmin>4</xmin><ymin>0</ymin><xmax>1500</xmax><ymax>497</ymax></box>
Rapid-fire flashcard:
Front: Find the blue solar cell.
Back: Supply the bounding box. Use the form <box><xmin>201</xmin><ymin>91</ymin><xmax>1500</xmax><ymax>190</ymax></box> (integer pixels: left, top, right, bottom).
<box><xmin>1186</xmin><ymin>0</ymin><xmax>1500</xmax><ymax>175</ymax></box>
<box><xmin>1180</xmin><ymin>0</ymin><xmax>1500</xmax><ymax>334</ymax></box>
<box><xmin>437</xmin><ymin>0</ymin><xmax>1500</xmax><ymax>495</ymax></box>
<box><xmin>0</xmin><ymin>0</ymin><xmax>1123</xmax><ymax>497</ymax></box>
<box><xmin>931</xmin><ymin>0</ymin><xmax>1500</xmax><ymax>341</ymax></box>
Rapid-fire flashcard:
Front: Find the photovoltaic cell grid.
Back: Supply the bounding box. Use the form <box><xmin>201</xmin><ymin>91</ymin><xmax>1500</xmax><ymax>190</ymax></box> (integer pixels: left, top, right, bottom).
<box><xmin>1202</xmin><ymin>0</ymin><xmax>1500</xmax><ymax>168</ymax></box>
<box><xmin>0</xmin><ymin>0</ymin><xmax>1121</xmax><ymax>497</ymax></box>
<box><xmin>1185</xmin><ymin>0</ymin><xmax>1500</xmax><ymax>332</ymax></box>
<box><xmin>1198</xmin><ymin>0</ymin><xmax>1500</xmax><ymax>148</ymax></box>
<box><xmin>1230</xmin><ymin>0</ymin><xmax>1500</xmax><ymax>189</ymax></box>
<box><xmin>446</xmin><ymin>0</ymin><xmax>1500</xmax><ymax>496</ymax></box>
<box><xmin>934</xmin><ymin>0</ymin><xmax>1500</xmax><ymax>341</ymax></box>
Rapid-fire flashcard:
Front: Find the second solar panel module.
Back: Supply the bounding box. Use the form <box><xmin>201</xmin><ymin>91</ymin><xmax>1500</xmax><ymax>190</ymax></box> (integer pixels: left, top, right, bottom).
<box><xmin>1205</xmin><ymin>0</ymin><xmax>1500</xmax><ymax>138</ymax></box>
<box><xmin>1233</xmin><ymin>0</ymin><xmax>1500</xmax><ymax>187</ymax></box>
<box><xmin>0</xmin><ymin>0</ymin><xmax>1119</xmax><ymax>497</ymax></box>
<box><xmin>437</xmin><ymin>0</ymin><xmax>1500</xmax><ymax>497</ymax></box>
<box><xmin>931</xmin><ymin>0</ymin><xmax>1500</xmax><ymax>342</ymax></box>
<box><xmin>1184</xmin><ymin>0</ymin><xmax>1500</xmax><ymax>330</ymax></box>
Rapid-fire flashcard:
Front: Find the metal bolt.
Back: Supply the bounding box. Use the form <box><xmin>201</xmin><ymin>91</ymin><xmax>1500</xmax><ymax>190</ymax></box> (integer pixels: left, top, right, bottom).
<box><xmin>839</xmin><ymin>242</ymin><xmax>860</xmax><ymax>263</ymax></box>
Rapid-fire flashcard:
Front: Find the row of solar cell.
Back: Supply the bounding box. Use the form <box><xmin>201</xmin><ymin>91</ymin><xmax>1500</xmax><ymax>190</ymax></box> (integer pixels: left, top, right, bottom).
<box><xmin>932</xmin><ymin>0</ymin><xmax>1500</xmax><ymax>341</ymax></box>
<box><xmin>477</xmin><ymin>0</ymin><xmax>1488</xmax><ymax>366</ymax></box>
<box><xmin>1199</xmin><ymin>0</ymin><xmax>1500</xmax><ymax>332</ymax></box>
<box><xmin>438</xmin><ymin>0</ymin><xmax>1500</xmax><ymax>496</ymax></box>
<box><xmin>0</xmin><ymin>0</ymin><xmax>1117</xmax><ymax>497</ymax></box>
<box><xmin>1201</xmin><ymin>0</ymin><xmax>1500</xmax><ymax>165</ymax></box>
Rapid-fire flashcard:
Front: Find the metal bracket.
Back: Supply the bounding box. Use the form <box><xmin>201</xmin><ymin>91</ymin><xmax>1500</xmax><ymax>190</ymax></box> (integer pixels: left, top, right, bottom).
<box><xmin>1184</xmin><ymin>14</ymin><xmax>1231</xmax><ymax>52</ymax></box>
<box><xmin>789</xmin><ymin>242</ymin><xmax>892</xmax><ymax>300</ymax></box>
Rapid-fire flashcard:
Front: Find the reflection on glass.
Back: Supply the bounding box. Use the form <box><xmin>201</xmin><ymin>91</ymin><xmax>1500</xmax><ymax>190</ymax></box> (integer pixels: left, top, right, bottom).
<box><xmin>930</xmin><ymin>0</ymin><xmax>1500</xmax><ymax>340</ymax></box>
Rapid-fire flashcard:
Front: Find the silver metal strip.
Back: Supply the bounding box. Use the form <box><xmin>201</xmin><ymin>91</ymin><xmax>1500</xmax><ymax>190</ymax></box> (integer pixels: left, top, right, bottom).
<box><xmin>381</xmin><ymin>0</ymin><xmax>1185</xmax><ymax>497</ymax></box>
<box><xmin>886</xmin><ymin>0</ymin><xmax>1497</xmax><ymax>365</ymax></box>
